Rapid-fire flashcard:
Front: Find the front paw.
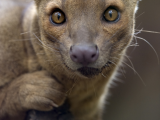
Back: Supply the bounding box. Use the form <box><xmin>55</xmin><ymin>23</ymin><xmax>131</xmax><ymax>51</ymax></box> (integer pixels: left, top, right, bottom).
<box><xmin>6</xmin><ymin>71</ymin><xmax>67</xmax><ymax>114</ymax></box>
<box><xmin>18</xmin><ymin>71</ymin><xmax>67</xmax><ymax>111</ymax></box>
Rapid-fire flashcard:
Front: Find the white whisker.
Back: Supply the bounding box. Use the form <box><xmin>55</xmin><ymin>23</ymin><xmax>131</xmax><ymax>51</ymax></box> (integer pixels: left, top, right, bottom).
<box><xmin>136</xmin><ymin>22</ymin><xmax>142</xmax><ymax>29</ymax></box>
<box><xmin>10</xmin><ymin>38</ymin><xmax>36</xmax><ymax>42</ymax></box>
<box><xmin>134</xmin><ymin>28</ymin><xmax>143</xmax><ymax>35</ymax></box>
<box><xmin>102</xmin><ymin>73</ymin><xmax>106</xmax><ymax>78</ymax></box>
<box><xmin>121</xmin><ymin>61</ymin><xmax>146</xmax><ymax>86</ymax></box>
<box><xmin>20</xmin><ymin>31</ymin><xmax>31</xmax><ymax>35</ymax></box>
<box><xmin>135</xmin><ymin>36</ymin><xmax>160</xmax><ymax>64</ymax></box>
<box><xmin>119</xmin><ymin>54</ymin><xmax>135</xmax><ymax>73</ymax></box>
<box><xmin>135</xmin><ymin>29</ymin><xmax>160</xmax><ymax>34</ymax></box>
<box><xmin>33</xmin><ymin>33</ymin><xmax>60</xmax><ymax>53</ymax></box>
<box><xmin>136</xmin><ymin>12</ymin><xmax>145</xmax><ymax>19</ymax></box>
<box><xmin>109</xmin><ymin>59</ymin><xmax>146</xmax><ymax>86</ymax></box>
<box><xmin>109</xmin><ymin>60</ymin><xmax>126</xmax><ymax>78</ymax></box>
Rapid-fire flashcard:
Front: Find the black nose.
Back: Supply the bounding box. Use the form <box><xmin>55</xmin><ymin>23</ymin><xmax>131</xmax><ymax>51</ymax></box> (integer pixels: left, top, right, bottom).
<box><xmin>70</xmin><ymin>45</ymin><xmax>99</xmax><ymax>66</ymax></box>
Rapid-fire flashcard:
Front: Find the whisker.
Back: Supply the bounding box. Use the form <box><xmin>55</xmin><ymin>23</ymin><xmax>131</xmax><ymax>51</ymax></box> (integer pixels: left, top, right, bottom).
<box><xmin>105</xmin><ymin>29</ymin><xmax>122</xmax><ymax>44</ymax></box>
<box><xmin>46</xmin><ymin>44</ymin><xmax>62</xmax><ymax>51</ymax></box>
<box><xmin>136</xmin><ymin>12</ymin><xmax>145</xmax><ymax>19</ymax></box>
<box><xmin>66</xmin><ymin>77</ymin><xmax>77</xmax><ymax>95</ymax></box>
<box><xmin>129</xmin><ymin>43</ymin><xmax>139</xmax><ymax>47</ymax></box>
<box><xmin>134</xmin><ymin>36</ymin><xmax>160</xmax><ymax>64</ymax></box>
<box><xmin>133</xmin><ymin>36</ymin><xmax>139</xmax><ymax>46</ymax></box>
<box><xmin>109</xmin><ymin>59</ymin><xmax>146</xmax><ymax>86</ymax></box>
<box><xmin>102</xmin><ymin>73</ymin><xmax>106</xmax><ymax>78</ymax></box>
<box><xmin>109</xmin><ymin>60</ymin><xmax>126</xmax><ymax>78</ymax></box>
<box><xmin>119</xmin><ymin>54</ymin><xmax>135</xmax><ymax>72</ymax></box>
<box><xmin>135</xmin><ymin>29</ymin><xmax>160</xmax><ymax>34</ymax></box>
<box><xmin>136</xmin><ymin>22</ymin><xmax>142</xmax><ymax>29</ymax></box>
<box><xmin>121</xmin><ymin>61</ymin><xmax>146</xmax><ymax>86</ymax></box>
<box><xmin>134</xmin><ymin>28</ymin><xmax>143</xmax><ymax>35</ymax></box>
<box><xmin>33</xmin><ymin>33</ymin><xmax>60</xmax><ymax>53</ymax></box>
<box><xmin>44</xmin><ymin>31</ymin><xmax>66</xmax><ymax>48</ymax></box>
<box><xmin>20</xmin><ymin>31</ymin><xmax>31</xmax><ymax>35</ymax></box>
<box><xmin>128</xmin><ymin>36</ymin><xmax>139</xmax><ymax>52</ymax></box>
<box><xmin>10</xmin><ymin>38</ymin><xmax>36</xmax><ymax>42</ymax></box>
<box><xmin>20</xmin><ymin>29</ymin><xmax>38</xmax><ymax>35</ymax></box>
<box><xmin>36</xmin><ymin>42</ymin><xmax>58</xmax><ymax>53</ymax></box>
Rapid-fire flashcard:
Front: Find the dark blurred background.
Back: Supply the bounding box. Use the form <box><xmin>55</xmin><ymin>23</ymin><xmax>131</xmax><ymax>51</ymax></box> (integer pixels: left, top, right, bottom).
<box><xmin>104</xmin><ymin>0</ymin><xmax>160</xmax><ymax>120</ymax></box>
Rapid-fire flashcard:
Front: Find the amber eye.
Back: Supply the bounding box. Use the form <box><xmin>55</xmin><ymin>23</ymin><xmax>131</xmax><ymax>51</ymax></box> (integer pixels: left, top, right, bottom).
<box><xmin>51</xmin><ymin>10</ymin><xmax>66</xmax><ymax>24</ymax></box>
<box><xmin>104</xmin><ymin>8</ymin><xmax>119</xmax><ymax>22</ymax></box>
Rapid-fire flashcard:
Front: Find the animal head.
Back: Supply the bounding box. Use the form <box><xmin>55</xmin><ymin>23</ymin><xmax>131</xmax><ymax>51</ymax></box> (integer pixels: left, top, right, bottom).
<box><xmin>32</xmin><ymin>0</ymin><xmax>139</xmax><ymax>78</ymax></box>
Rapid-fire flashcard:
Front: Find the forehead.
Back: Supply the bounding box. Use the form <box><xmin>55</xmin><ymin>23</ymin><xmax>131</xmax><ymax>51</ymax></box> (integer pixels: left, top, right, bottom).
<box><xmin>61</xmin><ymin>0</ymin><xmax>123</xmax><ymax>8</ymax></box>
<box><xmin>60</xmin><ymin>0</ymin><xmax>137</xmax><ymax>5</ymax></box>
<box><xmin>44</xmin><ymin>0</ymin><xmax>137</xmax><ymax>10</ymax></box>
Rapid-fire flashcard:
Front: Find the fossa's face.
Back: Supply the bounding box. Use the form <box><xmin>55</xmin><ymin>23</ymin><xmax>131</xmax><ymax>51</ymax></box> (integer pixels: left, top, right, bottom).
<box><xmin>35</xmin><ymin>0</ymin><xmax>138</xmax><ymax>77</ymax></box>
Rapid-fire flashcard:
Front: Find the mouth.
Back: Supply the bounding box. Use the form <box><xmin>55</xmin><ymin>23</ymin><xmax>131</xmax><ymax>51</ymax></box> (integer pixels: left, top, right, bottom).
<box><xmin>77</xmin><ymin>61</ymin><xmax>112</xmax><ymax>77</ymax></box>
<box><xmin>62</xmin><ymin>56</ymin><xmax>112</xmax><ymax>78</ymax></box>
<box><xmin>77</xmin><ymin>67</ymin><xmax>100</xmax><ymax>77</ymax></box>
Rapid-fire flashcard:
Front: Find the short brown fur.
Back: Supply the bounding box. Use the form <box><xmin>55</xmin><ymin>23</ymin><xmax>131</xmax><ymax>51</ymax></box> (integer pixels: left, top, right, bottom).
<box><xmin>0</xmin><ymin>0</ymin><xmax>139</xmax><ymax>120</ymax></box>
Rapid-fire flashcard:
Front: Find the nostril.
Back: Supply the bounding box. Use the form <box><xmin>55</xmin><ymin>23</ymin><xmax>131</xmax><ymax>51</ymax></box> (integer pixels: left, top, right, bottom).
<box><xmin>70</xmin><ymin>46</ymin><xmax>73</xmax><ymax>51</ymax></box>
<box><xmin>73</xmin><ymin>55</ymin><xmax>77</xmax><ymax>59</ymax></box>
<box><xmin>91</xmin><ymin>54</ymin><xmax>96</xmax><ymax>58</ymax></box>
